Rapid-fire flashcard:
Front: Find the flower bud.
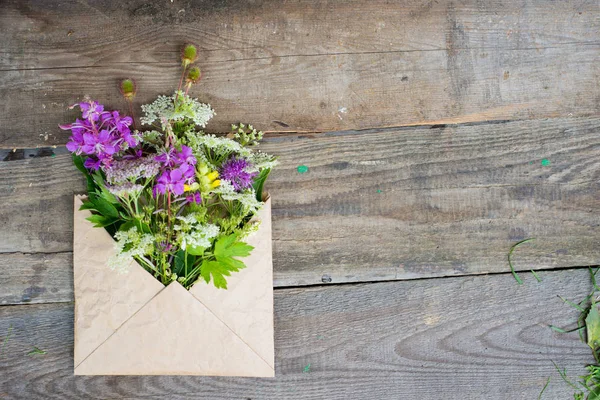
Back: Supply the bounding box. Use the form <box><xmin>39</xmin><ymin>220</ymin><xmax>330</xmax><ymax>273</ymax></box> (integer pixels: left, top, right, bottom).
<box><xmin>119</xmin><ymin>79</ymin><xmax>136</xmax><ymax>100</ymax></box>
<box><xmin>185</xmin><ymin>66</ymin><xmax>202</xmax><ymax>84</ymax></box>
<box><xmin>181</xmin><ymin>44</ymin><xmax>198</xmax><ymax>68</ymax></box>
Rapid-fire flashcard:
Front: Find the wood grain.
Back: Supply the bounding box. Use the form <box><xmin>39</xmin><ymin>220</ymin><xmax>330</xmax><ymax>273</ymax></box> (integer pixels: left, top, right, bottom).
<box><xmin>0</xmin><ymin>269</ymin><xmax>592</xmax><ymax>399</ymax></box>
<box><xmin>1</xmin><ymin>117</ymin><xmax>599</xmax><ymax>299</ymax></box>
<box><xmin>0</xmin><ymin>252</ymin><xmax>72</xmax><ymax>306</ymax></box>
<box><xmin>0</xmin><ymin>0</ymin><xmax>599</xmax><ymax>147</ymax></box>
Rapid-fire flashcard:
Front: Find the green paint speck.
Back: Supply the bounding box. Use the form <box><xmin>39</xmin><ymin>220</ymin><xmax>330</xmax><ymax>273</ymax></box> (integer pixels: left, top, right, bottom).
<box><xmin>529</xmin><ymin>161</ymin><xmax>533</xmax><ymax>165</ymax></box>
<box><xmin>377</xmin><ymin>189</ymin><xmax>382</xmax><ymax>193</ymax></box>
<box><xmin>541</xmin><ymin>159</ymin><xmax>551</xmax><ymax>167</ymax></box>
<box><xmin>297</xmin><ymin>165</ymin><xmax>309</xmax><ymax>174</ymax></box>
<box><xmin>51</xmin><ymin>154</ymin><xmax>56</xmax><ymax>158</ymax></box>
<box><xmin>303</xmin><ymin>363</ymin><xmax>311</xmax><ymax>373</ymax></box>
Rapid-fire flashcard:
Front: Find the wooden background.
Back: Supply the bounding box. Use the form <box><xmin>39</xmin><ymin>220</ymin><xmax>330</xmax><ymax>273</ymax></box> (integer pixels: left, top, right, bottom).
<box><xmin>1</xmin><ymin>0</ymin><xmax>599</xmax><ymax>398</ymax></box>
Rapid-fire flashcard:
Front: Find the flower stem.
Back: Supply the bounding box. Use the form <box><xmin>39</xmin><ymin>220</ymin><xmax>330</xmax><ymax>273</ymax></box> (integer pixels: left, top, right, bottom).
<box><xmin>127</xmin><ymin>100</ymin><xmax>137</xmax><ymax>130</ymax></box>
<box><xmin>175</xmin><ymin>67</ymin><xmax>187</xmax><ymax>102</ymax></box>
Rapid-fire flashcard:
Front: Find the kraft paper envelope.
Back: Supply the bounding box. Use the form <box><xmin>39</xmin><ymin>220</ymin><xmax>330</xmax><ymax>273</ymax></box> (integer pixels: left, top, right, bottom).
<box><xmin>72</xmin><ymin>195</ymin><xmax>275</xmax><ymax>376</ymax></box>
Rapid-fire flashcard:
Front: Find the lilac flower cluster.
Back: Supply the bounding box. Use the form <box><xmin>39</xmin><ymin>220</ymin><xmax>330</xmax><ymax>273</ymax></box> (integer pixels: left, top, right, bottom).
<box><xmin>219</xmin><ymin>157</ymin><xmax>257</xmax><ymax>192</ymax></box>
<box><xmin>152</xmin><ymin>145</ymin><xmax>197</xmax><ymax>197</ymax></box>
<box><xmin>105</xmin><ymin>156</ymin><xmax>161</xmax><ymax>185</ymax></box>
<box><xmin>61</xmin><ymin>101</ymin><xmax>138</xmax><ymax>170</ymax></box>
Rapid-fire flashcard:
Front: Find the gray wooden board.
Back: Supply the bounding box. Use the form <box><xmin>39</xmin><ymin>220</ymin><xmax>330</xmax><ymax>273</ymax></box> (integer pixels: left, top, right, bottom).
<box><xmin>1</xmin><ymin>117</ymin><xmax>600</xmax><ymax>302</ymax></box>
<box><xmin>0</xmin><ymin>269</ymin><xmax>593</xmax><ymax>399</ymax></box>
<box><xmin>1</xmin><ymin>0</ymin><xmax>599</xmax><ymax>147</ymax></box>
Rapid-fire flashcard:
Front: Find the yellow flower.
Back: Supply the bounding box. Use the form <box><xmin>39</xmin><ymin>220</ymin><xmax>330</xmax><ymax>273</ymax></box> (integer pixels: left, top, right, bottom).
<box><xmin>207</xmin><ymin>171</ymin><xmax>219</xmax><ymax>181</ymax></box>
<box><xmin>210</xmin><ymin>179</ymin><xmax>221</xmax><ymax>189</ymax></box>
<box><xmin>184</xmin><ymin>184</ymin><xmax>192</xmax><ymax>192</ymax></box>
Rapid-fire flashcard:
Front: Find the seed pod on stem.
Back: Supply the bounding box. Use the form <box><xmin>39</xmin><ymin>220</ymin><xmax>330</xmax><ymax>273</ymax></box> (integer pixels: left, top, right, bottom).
<box><xmin>184</xmin><ymin>66</ymin><xmax>202</xmax><ymax>95</ymax></box>
<box><xmin>119</xmin><ymin>78</ymin><xmax>137</xmax><ymax>129</ymax></box>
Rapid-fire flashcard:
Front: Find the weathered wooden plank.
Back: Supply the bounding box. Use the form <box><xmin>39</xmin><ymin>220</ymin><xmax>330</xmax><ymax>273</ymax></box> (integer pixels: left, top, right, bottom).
<box><xmin>1</xmin><ymin>117</ymin><xmax>599</xmax><ymax>294</ymax></box>
<box><xmin>0</xmin><ymin>269</ymin><xmax>591</xmax><ymax>399</ymax></box>
<box><xmin>0</xmin><ymin>0</ymin><xmax>598</xmax><ymax>147</ymax></box>
<box><xmin>0</xmin><ymin>252</ymin><xmax>72</xmax><ymax>306</ymax></box>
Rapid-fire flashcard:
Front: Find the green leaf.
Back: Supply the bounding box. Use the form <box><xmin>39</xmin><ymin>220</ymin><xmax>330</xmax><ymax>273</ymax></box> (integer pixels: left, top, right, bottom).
<box><xmin>86</xmin><ymin>214</ymin><xmax>113</xmax><ymax>228</ymax></box>
<box><xmin>174</xmin><ymin>250</ymin><xmax>195</xmax><ymax>276</ymax></box>
<box><xmin>91</xmin><ymin>196</ymin><xmax>119</xmax><ymax>219</ymax></box>
<box><xmin>72</xmin><ymin>154</ymin><xmax>88</xmax><ymax>175</ymax></box>
<box><xmin>200</xmin><ymin>260</ymin><xmax>232</xmax><ymax>289</ymax></box>
<box><xmin>587</xmin><ymin>300</ymin><xmax>600</xmax><ymax>351</ymax></box>
<box><xmin>252</xmin><ymin>168</ymin><xmax>271</xmax><ymax>202</ymax></box>
<box><xmin>589</xmin><ymin>387</ymin><xmax>600</xmax><ymax>400</ymax></box>
<box><xmin>187</xmin><ymin>244</ymin><xmax>207</xmax><ymax>256</ymax></box>
<box><xmin>214</xmin><ymin>234</ymin><xmax>254</xmax><ymax>259</ymax></box>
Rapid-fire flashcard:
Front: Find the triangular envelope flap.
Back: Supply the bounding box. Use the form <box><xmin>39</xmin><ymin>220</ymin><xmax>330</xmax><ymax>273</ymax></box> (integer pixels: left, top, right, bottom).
<box><xmin>73</xmin><ymin>195</ymin><xmax>164</xmax><ymax>367</ymax></box>
<box><xmin>189</xmin><ymin>197</ymin><xmax>274</xmax><ymax>369</ymax></box>
<box><xmin>74</xmin><ymin>281</ymin><xmax>274</xmax><ymax>376</ymax></box>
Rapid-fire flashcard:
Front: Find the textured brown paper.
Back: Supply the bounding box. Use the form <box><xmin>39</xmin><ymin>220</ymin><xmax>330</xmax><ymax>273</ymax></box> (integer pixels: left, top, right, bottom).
<box><xmin>73</xmin><ymin>195</ymin><xmax>275</xmax><ymax>376</ymax></box>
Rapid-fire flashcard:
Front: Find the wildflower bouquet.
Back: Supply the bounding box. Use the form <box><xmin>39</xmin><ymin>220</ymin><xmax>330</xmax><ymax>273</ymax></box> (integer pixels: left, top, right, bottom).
<box><xmin>62</xmin><ymin>44</ymin><xmax>277</xmax><ymax>290</ymax></box>
<box><xmin>65</xmin><ymin>45</ymin><xmax>277</xmax><ymax>376</ymax></box>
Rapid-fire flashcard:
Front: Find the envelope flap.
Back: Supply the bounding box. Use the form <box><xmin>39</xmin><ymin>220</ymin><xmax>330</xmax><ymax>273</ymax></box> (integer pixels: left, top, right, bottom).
<box><xmin>75</xmin><ymin>281</ymin><xmax>274</xmax><ymax>376</ymax></box>
<box><xmin>73</xmin><ymin>195</ymin><xmax>164</xmax><ymax>367</ymax></box>
<box><xmin>189</xmin><ymin>197</ymin><xmax>275</xmax><ymax>369</ymax></box>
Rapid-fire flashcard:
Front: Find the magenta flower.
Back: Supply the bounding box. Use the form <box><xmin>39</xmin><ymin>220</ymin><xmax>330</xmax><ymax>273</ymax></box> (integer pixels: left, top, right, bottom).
<box><xmin>155</xmin><ymin>148</ymin><xmax>177</xmax><ymax>168</ymax></box>
<box><xmin>176</xmin><ymin>145</ymin><xmax>197</xmax><ymax>166</ymax></box>
<box><xmin>61</xmin><ymin>101</ymin><xmax>139</xmax><ymax>170</ymax></box>
<box><xmin>79</xmin><ymin>101</ymin><xmax>104</xmax><ymax>122</ymax></box>
<box><xmin>219</xmin><ymin>157</ymin><xmax>257</xmax><ymax>191</ymax></box>
<box><xmin>65</xmin><ymin>130</ymin><xmax>85</xmax><ymax>154</ymax></box>
<box><xmin>84</xmin><ymin>157</ymin><xmax>102</xmax><ymax>170</ymax></box>
<box><xmin>185</xmin><ymin>192</ymin><xmax>202</xmax><ymax>204</ymax></box>
<box><xmin>81</xmin><ymin>130</ymin><xmax>119</xmax><ymax>156</ymax></box>
<box><xmin>153</xmin><ymin>165</ymin><xmax>189</xmax><ymax>196</ymax></box>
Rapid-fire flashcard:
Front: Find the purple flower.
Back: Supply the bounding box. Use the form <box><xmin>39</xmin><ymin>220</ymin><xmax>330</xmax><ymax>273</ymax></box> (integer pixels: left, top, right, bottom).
<box><xmin>79</xmin><ymin>101</ymin><xmax>104</xmax><ymax>122</ymax></box>
<box><xmin>176</xmin><ymin>145</ymin><xmax>196</xmax><ymax>166</ymax></box>
<box><xmin>180</xmin><ymin>162</ymin><xmax>196</xmax><ymax>182</ymax></box>
<box><xmin>186</xmin><ymin>192</ymin><xmax>202</xmax><ymax>204</ymax></box>
<box><xmin>153</xmin><ymin>165</ymin><xmax>188</xmax><ymax>196</ymax></box>
<box><xmin>65</xmin><ymin>130</ymin><xmax>84</xmax><ymax>154</ymax></box>
<box><xmin>155</xmin><ymin>148</ymin><xmax>177</xmax><ymax>168</ymax></box>
<box><xmin>81</xmin><ymin>130</ymin><xmax>119</xmax><ymax>156</ymax></box>
<box><xmin>219</xmin><ymin>157</ymin><xmax>257</xmax><ymax>191</ymax></box>
<box><xmin>84</xmin><ymin>157</ymin><xmax>102</xmax><ymax>170</ymax></box>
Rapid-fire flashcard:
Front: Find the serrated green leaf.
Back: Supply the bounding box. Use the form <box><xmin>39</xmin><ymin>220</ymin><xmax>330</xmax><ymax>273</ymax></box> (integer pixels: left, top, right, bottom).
<box><xmin>200</xmin><ymin>260</ymin><xmax>232</xmax><ymax>289</ymax></box>
<box><xmin>214</xmin><ymin>234</ymin><xmax>254</xmax><ymax>259</ymax></box>
<box><xmin>187</xmin><ymin>244</ymin><xmax>207</xmax><ymax>256</ymax></box>
<box><xmin>587</xmin><ymin>301</ymin><xmax>600</xmax><ymax>351</ymax></box>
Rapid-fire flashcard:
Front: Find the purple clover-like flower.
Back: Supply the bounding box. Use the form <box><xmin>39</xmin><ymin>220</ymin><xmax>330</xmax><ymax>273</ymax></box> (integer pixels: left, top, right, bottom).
<box><xmin>219</xmin><ymin>157</ymin><xmax>257</xmax><ymax>191</ymax></box>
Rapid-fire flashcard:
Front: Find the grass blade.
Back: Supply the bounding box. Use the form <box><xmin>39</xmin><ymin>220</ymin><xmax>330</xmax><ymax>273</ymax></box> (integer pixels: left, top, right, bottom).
<box><xmin>508</xmin><ymin>238</ymin><xmax>535</xmax><ymax>284</ymax></box>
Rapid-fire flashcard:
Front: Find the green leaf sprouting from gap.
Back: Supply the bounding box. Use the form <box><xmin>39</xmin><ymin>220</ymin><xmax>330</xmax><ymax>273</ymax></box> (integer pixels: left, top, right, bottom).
<box><xmin>550</xmin><ymin>325</ymin><xmax>585</xmax><ymax>334</ymax></box>
<box><xmin>587</xmin><ymin>298</ymin><xmax>600</xmax><ymax>353</ymax></box>
<box><xmin>252</xmin><ymin>168</ymin><xmax>271</xmax><ymax>202</ymax></box>
<box><xmin>531</xmin><ymin>270</ymin><xmax>542</xmax><ymax>282</ymax></box>
<box><xmin>552</xmin><ymin>361</ymin><xmax>581</xmax><ymax>391</ymax></box>
<box><xmin>27</xmin><ymin>346</ymin><xmax>46</xmax><ymax>356</ymax></box>
<box><xmin>508</xmin><ymin>238</ymin><xmax>535</xmax><ymax>285</ymax></box>
<box><xmin>559</xmin><ymin>296</ymin><xmax>586</xmax><ymax>312</ymax></box>
<box><xmin>537</xmin><ymin>376</ymin><xmax>551</xmax><ymax>400</ymax></box>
